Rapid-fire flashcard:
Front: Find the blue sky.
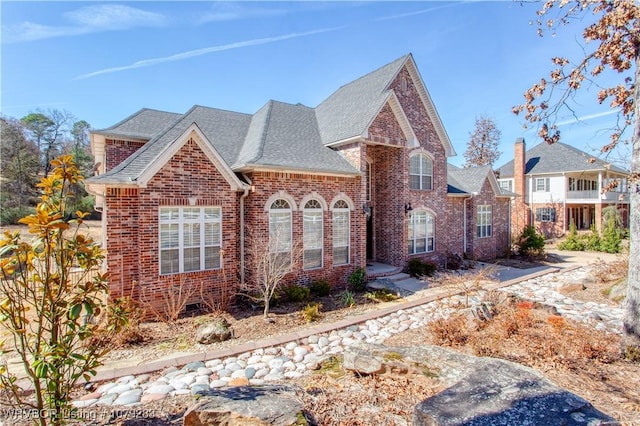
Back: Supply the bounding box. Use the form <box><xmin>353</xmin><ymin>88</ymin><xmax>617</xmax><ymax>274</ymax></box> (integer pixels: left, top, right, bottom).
<box><xmin>1</xmin><ymin>1</ymin><xmax>631</xmax><ymax>168</ymax></box>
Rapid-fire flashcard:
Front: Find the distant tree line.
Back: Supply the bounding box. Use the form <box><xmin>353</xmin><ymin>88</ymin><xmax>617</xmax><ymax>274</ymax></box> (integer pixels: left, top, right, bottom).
<box><xmin>0</xmin><ymin>109</ymin><xmax>96</xmax><ymax>225</ymax></box>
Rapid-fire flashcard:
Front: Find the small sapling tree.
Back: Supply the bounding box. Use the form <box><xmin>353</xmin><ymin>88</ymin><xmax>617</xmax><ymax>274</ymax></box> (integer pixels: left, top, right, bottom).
<box><xmin>0</xmin><ymin>155</ymin><xmax>125</xmax><ymax>425</ymax></box>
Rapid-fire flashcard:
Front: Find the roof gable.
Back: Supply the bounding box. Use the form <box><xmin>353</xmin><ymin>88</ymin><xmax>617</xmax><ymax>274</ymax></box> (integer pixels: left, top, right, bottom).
<box><xmin>497</xmin><ymin>141</ymin><xmax>628</xmax><ymax>177</ymax></box>
<box><xmin>88</xmin><ymin>123</ymin><xmax>246</xmax><ymax>191</ymax></box>
<box><xmin>315</xmin><ymin>54</ymin><xmax>454</xmax><ymax>156</ymax></box>
<box><xmin>93</xmin><ymin>108</ymin><xmax>182</xmax><ymax>140</ymax></box>
<box><xmin>447</xmin><ymin>164</ymin><xmax>506</xmax><ymax>197</ymax></box>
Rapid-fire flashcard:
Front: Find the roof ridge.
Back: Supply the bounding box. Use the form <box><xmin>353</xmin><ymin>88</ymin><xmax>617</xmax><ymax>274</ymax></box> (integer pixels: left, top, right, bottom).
<box><xmin>316</xmin><ymin>54</ymin><xmax>409</xmax><ymax>108</ymax></box>
<box><xmin>252</xmin><ymin>101</ymin><xmax>274</xmax><ymax>164</ymax></box>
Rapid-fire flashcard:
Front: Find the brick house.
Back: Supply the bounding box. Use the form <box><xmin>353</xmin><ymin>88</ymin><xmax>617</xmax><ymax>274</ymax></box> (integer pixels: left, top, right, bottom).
<box><xmin>86</xmin><ymin>54</ymin><xmax>511</xmax><ymax>311</ymax></box>
<box><xmin>497</xmin><ymin>138</ymin><xmax>630</xmax><ymax>238</ymax></box>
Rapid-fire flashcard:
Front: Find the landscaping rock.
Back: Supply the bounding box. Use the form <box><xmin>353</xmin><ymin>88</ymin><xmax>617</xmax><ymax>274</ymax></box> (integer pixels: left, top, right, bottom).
<box><xmin>182</xmin><ymin>385</ymin><xmax>305</xmax><ymax>426</ymax></box>
<box><xmin>398</xmin><ymin>343</ymin><xmax>619</xmax><ymax>426</ymax></box>
<box><xmin>343</xmin><ymin>343</ymin><xmax>384</xmax><ymax>375</ymax></box>
<box><xmin>556</xmin><ymin>281</ymin><xmax>586</xmax><ymax>294</ymax></box>
<box><xmin>196</xmin><ymin>317</ymin><xmax>233</xmax><ymax>344</ymax></box>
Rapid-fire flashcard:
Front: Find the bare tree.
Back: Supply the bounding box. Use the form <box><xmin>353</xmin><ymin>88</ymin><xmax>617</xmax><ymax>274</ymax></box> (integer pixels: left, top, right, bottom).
<box><xmin>240</xmin><ymin>225</ymin><xmax>303</xmax><ymax>320</ymax></box>
<box><xmin>463</xmin><ymin>115</ymin><xmax>502</xmax><ymax>168</ymax></box>
<box><xmin>513</xmin><ymin>0</ymin><xmax>639</xmax><ymax>354</ymax></box>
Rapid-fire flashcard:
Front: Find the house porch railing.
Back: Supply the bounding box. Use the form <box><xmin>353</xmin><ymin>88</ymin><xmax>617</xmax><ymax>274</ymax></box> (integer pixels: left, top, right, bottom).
<box><xmin>566</xmin><ymin>190</ymin><xmax>599</xmax><ymax>199</ymax></box>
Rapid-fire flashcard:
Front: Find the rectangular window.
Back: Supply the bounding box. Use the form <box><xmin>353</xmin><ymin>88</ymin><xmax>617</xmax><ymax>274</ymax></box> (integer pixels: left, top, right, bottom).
<box><xmin>410</xmin><ymin>154</ymin><xmax>433</xmax><ymax>190</ymax></box>
<box><xmin>408</xmin><ymin>211</ymin><xmax>434</xmax><ymax>254</ymax></box>
<box><xmin>498</xmin><ymin>180</ymin><xmax>512</xmax><ymax>192</ymax></box>
<box><xmin>476</xmin><ymin>205</ymin><xmax>492</xmax><ymax>238</ymax></box>
<box><xmin>303</xmin><ymin>210</ymin><xmax>323</xmax><ymax>269</ymax></box>
<box><xmin>269</xmin><ymin>210</ymin><xmax>292</xmax><ymax>269</ymax></box>
<box><xmin>536</xmin><ymin>207</ymin><xmax>556</xmax><ymax>222</ymax></box>
<box><xmin>159</xmin><ymin>207</ymin><xmax>221</xmax><ymax>275</ymax></box>
<box><xmin>364</xmin><ymin>161</ymin><xmax>372</xmax><ymax>201</ymax></box>
<box><xmin>535</xmin><ymin>178</ymin><xmax>550</xmax><ymax>192</ymax></box>
<box><xmin>332</xmin><ymin>210</ymin><xmax>350</xmax><ymax>265</ymax></box>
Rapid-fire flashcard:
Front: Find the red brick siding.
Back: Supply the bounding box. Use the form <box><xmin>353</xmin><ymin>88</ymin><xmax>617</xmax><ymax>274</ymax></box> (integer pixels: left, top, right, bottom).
<box><xmin>368</xmin><ymin>103</ymin><xmax>407</xmax><ymax>147</ymax></box>
<box><xmin>467</xmin><ymin>179</ymin><xmax>510</xmax><ymax>260</ymax></box>
<box><xmin>392</xmin><ymin>66</ymin><xmax>451</xmax><ymax>267</ymax></box>
<box><xmin>531</xmin><ymin>202</ymin><xmax>565</xmax><ymax>238</ymax></box>
<box><xmin>105</xmin><ymin>187</ymin><xmax>140</xmax><ymax>300</ymax></box>
<box><xmin>105</xmin><ymin>138</ymin><xmax>240</xmax><ymax>312</ymax></box>
<box><xmin>243</xmin><ymin>171</ymin><xmax>364</xmax><ymax>289</ymax></box>
<box><xmin>105</xmin><ymin>139</ymin><xmax>145</xmax><ymax>172</ymax></box>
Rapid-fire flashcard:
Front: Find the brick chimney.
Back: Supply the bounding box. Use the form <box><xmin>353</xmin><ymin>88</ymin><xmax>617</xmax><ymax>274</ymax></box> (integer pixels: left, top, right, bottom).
<box><xmin>512</xmin><ymin>137</ymin><xmax>530</xmax><ymax>228</ymax></box>
<box><xmin>513</xmin><ymin>138</ymin><xmax>526</xmax><ymax>197</ymax></box>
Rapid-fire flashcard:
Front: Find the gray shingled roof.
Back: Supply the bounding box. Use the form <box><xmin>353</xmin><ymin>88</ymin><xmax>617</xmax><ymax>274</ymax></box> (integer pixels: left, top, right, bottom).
<box><xmin>497</xmin><ymin>141</ymin><xmax>628</xmax><ymax>177</ymax></box>
<box><xmin>234</xmin><ymin>101</ymin><xmax>358</xmax><ymax>174</ymax></box>
<box><xmin>89</xmin><ymin>106</ymin><xmax>252</xmax><ymax>185</ymax></box>
<box><xmin>93</xmin><ymin>108</ymin><xmax>182</xmax><ymax>140</ymax></box>
<box><xmin>315</xmin><ymin>55</ymin><xmax>409</xmax><ymax>145</ymax></box>
<box><xmin>447</xmin><ymin>164</ymin><xmax>492</xmax><ymax>195</ymax></box>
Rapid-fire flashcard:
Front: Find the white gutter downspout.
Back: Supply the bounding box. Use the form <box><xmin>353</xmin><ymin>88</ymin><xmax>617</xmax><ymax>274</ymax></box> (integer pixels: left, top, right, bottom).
<box><xmin>239</xmin><ymin>175</ymin><xmax>253</xmax><ymax>285</ymax></box>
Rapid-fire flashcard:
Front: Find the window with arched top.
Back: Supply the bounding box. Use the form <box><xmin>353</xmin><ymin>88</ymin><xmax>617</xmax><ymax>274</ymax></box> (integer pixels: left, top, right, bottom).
<box><xmin>332</xmin><ymin>200</ymin><xmax>350</xmax><ymax>265</ymax></box>
<box><xmin>408</xmin><ymin>210</ymin><xmax>434</xmax><ymax>254</ymax></box>
<box><xmin>303</xmin><ymin>199</ymin><xmax>323</xmax><ymax>269</ymax></box>
<box><xmin>269</xmin><ymin>199</ymin><xmax>292</xmax><ymax>268</ymax></box>
<box><xmin>409</xmin><ymin>153</ymin><xmax>433</xmax><ymax>190</ymax></box>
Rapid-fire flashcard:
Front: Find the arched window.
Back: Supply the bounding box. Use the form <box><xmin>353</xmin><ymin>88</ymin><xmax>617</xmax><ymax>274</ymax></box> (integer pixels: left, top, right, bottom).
<box><xmin>332</xmin><ymin>200</ymin><xmax>350</xmax><ymax>265</ymax></box>
<box><xmin>269</xmin><ymin>199</ymin><xmax>292</xmax><ymax>268</ymax></box>
<box><xmin>303</xmin><ymin>199</ymin><xmax>323</xmax><ymax>269</ymax></box>
<box><xmin>409</xmin><ymin>153</ymin><xmax>433</xmax><ymax>190</ymax></box>
<box><xmin>408</xmin><ymin>210</ymin><xmax>434</xmax><ymax>254</ymax></box>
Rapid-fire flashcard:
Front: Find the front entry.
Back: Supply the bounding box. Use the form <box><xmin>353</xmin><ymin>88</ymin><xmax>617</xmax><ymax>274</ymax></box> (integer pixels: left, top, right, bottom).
<box><xmin>366</xmin><ymin>207</ymin><xmax>373</xmax><ymax>260</ymax></box>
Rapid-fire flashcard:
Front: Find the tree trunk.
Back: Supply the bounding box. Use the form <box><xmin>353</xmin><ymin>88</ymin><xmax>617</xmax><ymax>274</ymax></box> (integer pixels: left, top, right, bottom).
<box><xmin>623</xmin><ymin>55</ymin><xmax>640</xmax><ymax>351</ymax></box>
<box><xmin>263</xmin><ymin>298</ymin><xmax>270</xmax><ymax>319</ymax></box>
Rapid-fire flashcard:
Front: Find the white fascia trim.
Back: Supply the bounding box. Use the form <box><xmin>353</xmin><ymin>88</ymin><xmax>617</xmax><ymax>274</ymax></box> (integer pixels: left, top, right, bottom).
<box><xmin>403</xmin><ymin>57</ymin><xmax>456</xmax><ymax>157</ymax></box>
<box><xmin>136</xmin><ymin>123</ymin><xmax>247</xmax><ymax>191</ymax></box>
<box><xmin>368</xmin><ymin>92</ymin><xmax>419</xmax><ymax>148</ymax></box>
<box><xmin>234</xmin><ymin>164</ymin><xmax>360</xmax><ymax>178</ymax></box>
<box><xmin>447</xmin><ymin>193</ymin><xmax>471</xmax><ymax>198</ymax></box>
<box><xmin>486</xmin><ymin>170</ymin><xmax>504</xmax><ymax>196</ymax></box>
<box><xmin>90</xmin><ymin>134</ymin><xmax>107</xmax><ymax>176</ymax></box>
<box><xmin>324</xmin><ymin>135</ymin><xmax>367</xmax><ymax>148</ymax></box>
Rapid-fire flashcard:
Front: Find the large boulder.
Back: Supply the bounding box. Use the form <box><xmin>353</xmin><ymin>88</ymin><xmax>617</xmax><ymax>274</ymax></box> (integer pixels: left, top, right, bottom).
<box><xmin>196</xmin><ymin>317</ymin><xmax>233</xmax><ymax>344</ymax></box>
<box><xmin>343</xmin><ymin>343</ymin><xmax>618</xmax><ymax>426</ymax></box>
<box><xmin>183</xmin><ymin>385</ymin><xmax>306</xmax><ymax>426</ymax></box>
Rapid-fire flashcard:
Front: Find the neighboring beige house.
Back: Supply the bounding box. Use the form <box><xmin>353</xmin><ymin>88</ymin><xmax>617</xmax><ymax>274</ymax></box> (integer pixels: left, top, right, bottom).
<box><xmin>497</xmin><ymin>138</ymin><xmax>630</xmax><ymax>238</ymax></box>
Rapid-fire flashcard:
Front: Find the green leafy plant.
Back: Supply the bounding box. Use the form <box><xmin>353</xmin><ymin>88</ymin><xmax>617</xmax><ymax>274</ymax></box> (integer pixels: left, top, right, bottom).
<box><xmin>310</xmin><ymin>279</ymin><xmax>332</xmax><ymax>297</ymax></box>
<box><xmin>364</xmin><ymin>289</ymin><xmax>400</xmax><ymax>303</ymax></box>
<box><xmin>408</xmin><ymin>258</ymin><xmax>437</xmax><ymax>277</ymax></box>
<box><xmin>515</xmin><ymin>225</ymin><xmax>545</xmax><ymax>257</ymax></box>
<box><xmin>585</xmin><ymin>224</ymin><xmax>602</xmax><ymax>251</ymax></box>
<box><xmin>302</xmin><ymin>302</ymin><xmax>323</xmax><ymax>323</ymax></box>
<box><xmin>558</xmin><ymin>222</ymin><xmax>586</xmax><ymax>251</ymax></box>
<box><xmin>339</xmin><ymin>290</ymin><xmax>355</xmax><ymax>307</ymax></box>
<box><xmin>283</xmin><ymin>284</ymin><xmax>310</xmax><ymax>303</ymax></box>
<box><xmin>347</xmin><ymin>267</ymin><xmax>367</xmax><ymax>292</ymax></box>
<box><xmin>600</xmin><ymin>210</ymin><xmax>623</xmax><ymax>254</ymax></box>
<box><xmin>0</xmin><ymin>155</ymin><xmax>127</xmax><ymax>426</ymax></box>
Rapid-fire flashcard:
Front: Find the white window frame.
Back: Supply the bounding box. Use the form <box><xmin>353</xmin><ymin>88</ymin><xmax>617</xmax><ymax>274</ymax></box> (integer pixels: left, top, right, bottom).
<box><xmin>409</xmin><ymin>153</ymin><xmax>433</xmax><ymax>190</ymax></box>
<box><xmin>269</xmin><ymin>199</ymin><xmax>292</xmax><ymax>269</ymax></box>
<box><xmin>159</xmin><ymin>206</ymin><xmax>222</xmax><ymax>275</ymax></box>
<box><xmin>536</xmin><ymin>207</ymin><xmax>556</xmax><ymax>223</ymax></box>
<box><xmin>476</xmin><ymin>205</ymin><xmax>492</xmax><ymax>238</ymax></box>
<box><xmin>408</xmin><ymin>210</ymin><xmax>435</xmax><ymax>254</ymax></box>
<box><xmin>535</xmin><ymin>177</ymin><xmax>550</xmax><ymax>192</ymax></box>
<box><xmin>332</xmin><ymin>200</ymin><xmax>350</xmax><ymax>266</ymax></box>
<box><xmin>303</xmin><ymin>199</ymin><xmax>323</xmax><ymax>270</ymax></box>
<box><xmin>498</xmin><ymin>179</ymin><xmax>513</xmax><ymax>192</ymax></box>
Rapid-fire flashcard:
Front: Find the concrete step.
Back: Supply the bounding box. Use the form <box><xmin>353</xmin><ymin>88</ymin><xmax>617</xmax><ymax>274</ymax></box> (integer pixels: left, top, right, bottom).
<box><xmin>386</xmin><ymin>272</ymin><xmax>411</xmax><ymax>282</ymax></box>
